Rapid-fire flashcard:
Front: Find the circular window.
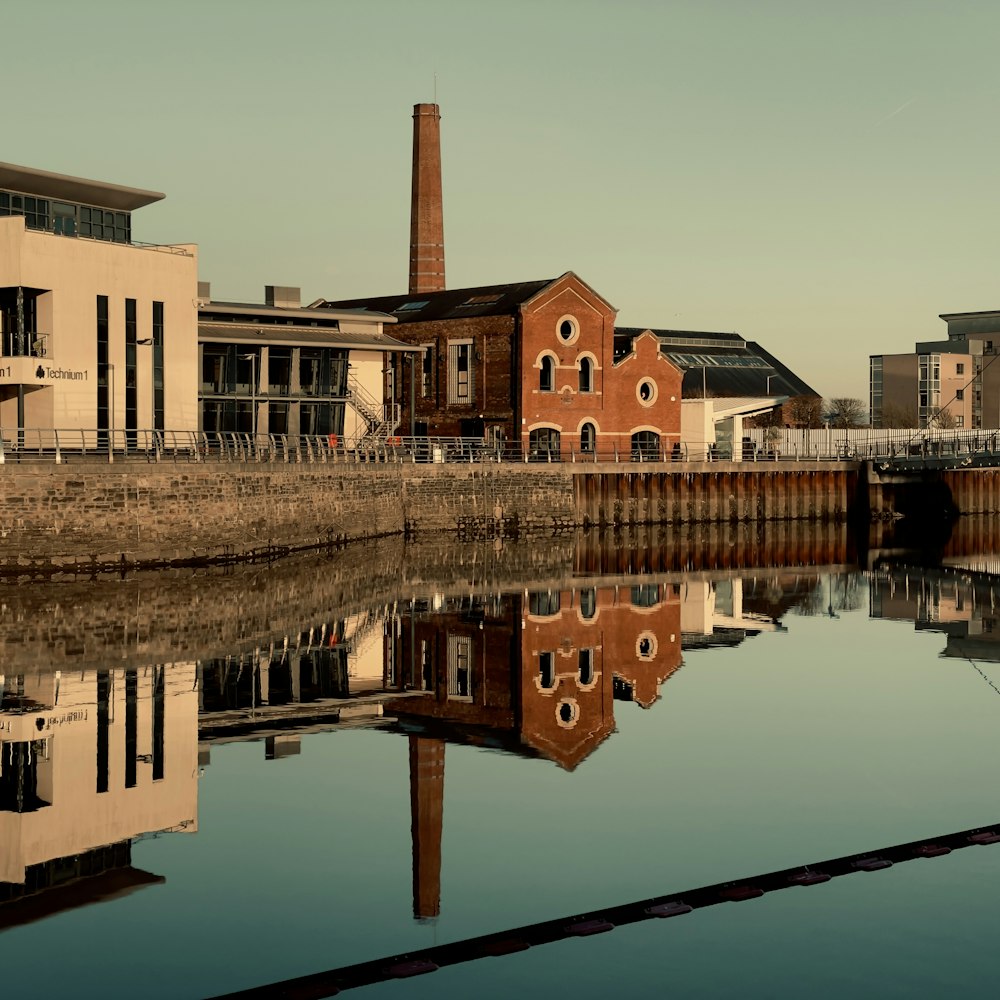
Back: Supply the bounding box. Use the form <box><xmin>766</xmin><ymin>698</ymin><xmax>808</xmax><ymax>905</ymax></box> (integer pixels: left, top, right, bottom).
<box><xmin>637</xmin><ymin>379</ymin><xmax>658</xmax><ymax>407</ymax></box>
<box><xmin>556</xmin><ymin>698</ymin><xmax>580</xmax><ymax>728</ymax></box>
<box><xmin>636</xmin><ymin>631</ymin><xmax>658</xmax><ymax>660</ymax></box>
<box><xmin>557</xmin><ymin>315</ymin><xmax>579</xmax><ymax>345</ymax></box>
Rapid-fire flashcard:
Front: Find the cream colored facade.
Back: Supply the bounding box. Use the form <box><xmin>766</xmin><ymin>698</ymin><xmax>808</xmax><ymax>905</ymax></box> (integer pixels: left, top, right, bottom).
<box><xmin>0</xmin><ymin>221</ymin><xmax>198</xmax><ymax>437</ymax></box>
<box><xmin>0</xmin><ymin>664</ymin><xmax>198</xmax><ymax>886</ymax></box>
<box><xmin>680</xmin><ymin>397</ymin><xmax>787</xmax><ymax>460</ymax></box>
<box><xmin>0</xmin><ymin>162</ymin><xmax>198</xmax><ymax>440</ymax></box>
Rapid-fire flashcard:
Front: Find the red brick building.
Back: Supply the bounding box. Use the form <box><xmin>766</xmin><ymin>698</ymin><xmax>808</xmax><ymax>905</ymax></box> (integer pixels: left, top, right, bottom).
<box><xmin>320</xmin><ymin>272</ymin><xmax>683</xmax><ymax>459</ymax></box>
<box><xmin>383</xmin><ymin>585</ymin><xmax>682</xmax><ymax>918</ymax></box>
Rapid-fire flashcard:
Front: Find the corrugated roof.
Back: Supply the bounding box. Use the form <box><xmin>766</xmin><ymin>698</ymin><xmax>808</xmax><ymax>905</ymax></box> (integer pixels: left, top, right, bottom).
<box><xmin>318</xmin><ymin>278</ymin><xmax>556</xmax><ymax>323</ymax></box>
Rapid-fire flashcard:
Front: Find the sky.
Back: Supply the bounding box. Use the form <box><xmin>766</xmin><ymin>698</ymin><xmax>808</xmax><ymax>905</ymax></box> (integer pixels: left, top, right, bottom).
<box><xmin>4</xmin><ymin>0</ymin><xmax>999</xmax><ymax>401</ymax></box>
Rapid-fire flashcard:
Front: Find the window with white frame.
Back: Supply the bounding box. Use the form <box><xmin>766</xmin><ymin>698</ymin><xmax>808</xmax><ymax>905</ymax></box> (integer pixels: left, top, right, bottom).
<box><xmin>540</xmin><ymin>355</ymin><xmax>555</xmax><ymax>392</ymax></box>
<box><xmin>447</xmin><ymin>634</ymin><xmax>473</xmax><ymax>701</ymax></box>
<box><xmin>447</xmin><ymin>340</ymin><xmax>474</xmax><ymax>404</ymax></box>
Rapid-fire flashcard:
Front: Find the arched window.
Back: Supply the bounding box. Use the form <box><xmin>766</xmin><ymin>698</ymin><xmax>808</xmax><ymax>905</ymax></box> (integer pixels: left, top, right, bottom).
<box><xmin>579</xmin><ymin>588</ymin><xmax>597</xmax><ymax>619</ymax></box>
<box><xmin>579</xmin><ymin>357</ymin><xmax>593</xmax><ymax>393</ymax></box>
<box><xmin>529</xmin><ymin>427</ymin><xmax>561</xmax><ymax>461</ymax></box>
<box><xmin>580</xmin><ymin>422</ymin><xmax>596</xmax><ymax>454</ymax></box>
<box><xmin>631</xmin><ymin>584</ymin><xmax>661</xmax><ymax>608</ymax></box>
<box><xmin>579</xmin><ymin>649</ymin><xmax>595</xmax><ymax>685</ymax></box>
<box><xmin>528</xmin><ymin>591</ymin><xmax>561</xmax><ymax>616</ymax></box>
<box><xmin>539</xmin><ymin>652</ymin><xmax>556</xmax><ymax>689</ymax></box>
<box><xmin>631</xmin><ymin>430</ymin><xmax>660</xmax><ymax>462</ymax></box>
<box><xmin>540</xmin><ymin>355</ymin><xmax>555</xmax><ymax>392</ymax></box>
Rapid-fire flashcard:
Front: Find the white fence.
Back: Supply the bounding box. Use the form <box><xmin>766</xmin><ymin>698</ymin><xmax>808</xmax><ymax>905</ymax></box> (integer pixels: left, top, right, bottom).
<box><xmin>743</xmin><ymin>427</ymin><xmax>1000</xmax><ymax>461</ymax></box>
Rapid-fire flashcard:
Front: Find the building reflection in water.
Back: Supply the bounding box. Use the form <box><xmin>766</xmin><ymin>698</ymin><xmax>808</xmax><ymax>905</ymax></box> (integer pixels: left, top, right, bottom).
<box><xmin>7</xmin><ymin>526</ymin><xmax>1000</xmax><ymax>938</ymax></box>
<box><xmin>870</xmin><ymin>562</ymin><xmax>1000</xmax><ymax>662</ymax></box>
<box><xmin>0</xmin><ymin>665</ymin><xmax>198</xmax><ymax>928</ymax></box>
<box><xmin>384</xmin><ymin>584</ymin><xmax>688</xmax><ymax>918</ymax></box>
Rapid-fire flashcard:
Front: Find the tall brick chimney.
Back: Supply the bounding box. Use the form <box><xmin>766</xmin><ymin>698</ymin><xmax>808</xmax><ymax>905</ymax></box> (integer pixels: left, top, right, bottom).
<box><xmin>409</xmin><ymin>735</ymin><xmax>444</xmax><ymax>920</ymax></box>
<box><xmin>409</xmin><ymin>103</ymin><xmax>446</xmax><ymax>295</ymax></box>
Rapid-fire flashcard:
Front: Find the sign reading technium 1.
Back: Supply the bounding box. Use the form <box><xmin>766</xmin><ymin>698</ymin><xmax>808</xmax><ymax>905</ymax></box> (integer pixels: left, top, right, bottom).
<box><xmin>0</xmin><ymin>356</ymin><xmax>87</xmax><ymax>385</ymax></box>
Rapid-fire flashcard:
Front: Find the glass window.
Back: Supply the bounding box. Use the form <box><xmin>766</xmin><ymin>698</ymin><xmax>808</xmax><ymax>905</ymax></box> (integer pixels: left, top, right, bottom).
<box><xmin>152</xmin><ymin>302</ymin><xmax>164</xmax><ymax>431</ymax></box>
<box><xmin>202</xmin><ymin>349</ymin><xmax>228</xmax><ymax>393</ymax></box>
<box><xmin>529</xmin><ymin>427</ymin><xmax>560</xmax><ymax>461</ymax></box>
<box><xmin>447</xmin><ymin>635</ymin><xmax>473</xmax><ymax>701</ymax></box>
<box><xmin>539</xmin><ymin>652</ymin><xmax>556</xmax><ymax>689</ymax></box>
<box><xmin>579</xmin><ymin>649</ymin><xmax>595</xmax><ymax>685</ymax></box>
<box><xmin>447</xmin><ymin>341</ymin><xmax>474</xmax><ymax>403</ymax></box>
<box><xmin>528</xmin><ymin>591</ymin><xmax>560</xmax><ymax>616</ymax></box>
<box><xmin>268</xmin><ymin>349</ymin><xmax>292</xmax><ymax>395</ymax></box>
<box><xmin>300</xmin><ymin>402</ymin><xmax>332</xmax><ymax>435</ymax></box>
<box><xmin>631</xmin><ymin>430</ymin><xmax>660</xmax><ymax>461</ymax></box>
<box><xmin>631</xmin><ymin>584</ymin><xmax>661</xmax><ymax>608</ymax></box>
<box><xmin>421</xmin><ymin>344</ymin><xmax>434</xmax><ymax>398</ymax></box>
<box><xmin>540</xmin><ymin>355</ymin><xmax>555</xmax><ymax>391</ymax></box>
<box><xmin>579</xmin><ymin>588</ymin><xmax>596</xmax><ymax>619</ymax></box>
<box><xmin>580</xmin><ymin>422</ymin><xmax>596</xmax><ymax>454</ymax></box>
<box><xmin>579</xmin><ymin>357</ymin><xmax>593</xmax><ymax>392</ymax></box>
<box><xmin>268</xmin><ymin>402</ymin><xmax>289</xmax><ymax>435</ymax></box>
<box><xmin>299</xmin><ymin>349</ymin><xmax>323</xmax><ymax>396</ymax></box>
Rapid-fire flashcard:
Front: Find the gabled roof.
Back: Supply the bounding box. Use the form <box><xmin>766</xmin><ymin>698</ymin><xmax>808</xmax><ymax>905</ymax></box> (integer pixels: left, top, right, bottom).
<box><xmin>317</xmin><ymin>278</ymin><xmax>557</xmax><ymax>323</ymax></box>
<box><xmin>616</xmin><ymin>325</ymin><xmax>818</xmax><ymax>398</ymax></box>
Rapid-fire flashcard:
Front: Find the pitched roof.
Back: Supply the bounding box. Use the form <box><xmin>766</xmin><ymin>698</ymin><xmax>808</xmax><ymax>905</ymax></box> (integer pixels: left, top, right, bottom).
<box><xmin>616</xmin><ymin>326</ymin><xmax>818</xmax><ymax>398</ymax></box>
<box><xmin>317</xmin><ymin>278</ymin><xmax>556</xmax><ymax>323</ymax></box>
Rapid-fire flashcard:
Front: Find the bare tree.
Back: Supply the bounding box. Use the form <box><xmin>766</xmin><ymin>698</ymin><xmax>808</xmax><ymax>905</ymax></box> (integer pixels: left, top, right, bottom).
<box><xmin>747</xmin><ymin>407</ymin><xmax>782</xmax><ymax>429</ymax></box>
<box><xmin>879</xmin><ymin>402</ymin><xmax>918</xmax><ymax>428</ymax></box>
<box><xmin>927</xmin><ymin>407</ymin><xmax>957</xmax><ymax>429</ymax></box>
<box><xmin>783</xmin><ymin>394</ymin><xmax>824</xmax><ymax>428</ymax></box>
<box><xmin>824</xmin><ymin>398</ymin><xmax>868</xmax><ymax>428</ymax></box>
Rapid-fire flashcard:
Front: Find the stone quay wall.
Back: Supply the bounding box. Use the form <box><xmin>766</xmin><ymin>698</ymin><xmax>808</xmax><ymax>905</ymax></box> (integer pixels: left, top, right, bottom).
<box><xmin>0</xmin><ymin>459</ymin><xmax>861</xmax><ymax>574</ymax></box>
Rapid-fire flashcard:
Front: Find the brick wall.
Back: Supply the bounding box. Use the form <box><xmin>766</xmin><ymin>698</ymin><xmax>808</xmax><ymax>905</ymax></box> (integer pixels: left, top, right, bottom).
<box><xmin>0</xmin><ymin>459</ymin><xmax>860</xmax><ymax>575</ymax></box>
<box><xmin>400</xmin><ymin>315</ymin><xmax>516</xmax><ymax>437</ymax></box>
<box><xmin>0</xmin><ymin>534</ymin><xmax>576</xmax><ymax>671</ymax></box>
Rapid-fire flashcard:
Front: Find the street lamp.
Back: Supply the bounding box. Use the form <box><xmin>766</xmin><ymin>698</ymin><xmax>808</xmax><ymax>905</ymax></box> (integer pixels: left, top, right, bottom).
<box><xmin>240</xmin><ymin>353</ymin><xmax>257</xmax><ymax>437</ymax></box>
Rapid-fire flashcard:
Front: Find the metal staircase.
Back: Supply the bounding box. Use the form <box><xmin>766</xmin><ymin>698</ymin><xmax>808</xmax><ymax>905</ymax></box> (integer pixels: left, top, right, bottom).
<box><xmin>346</xmin><ymin>373</ymin><xmax>400</xmax><ymax>446</ymax></box>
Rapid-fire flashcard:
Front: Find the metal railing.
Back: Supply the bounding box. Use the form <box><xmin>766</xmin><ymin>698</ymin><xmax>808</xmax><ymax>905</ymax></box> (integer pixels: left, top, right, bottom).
<box><xmin>1</xmin><ymin>330</ymin><xmax>48</xmax><ymax>358</ymax></box>
<box><xmin>745</xmin><ymin>426</ymin><xmax>1000</xmax><ymax>462</ymax></box>
<box><xmin>4</xmin><ymin>428</ymin><xmax>1000</xmax><ymax>469</ymax></box>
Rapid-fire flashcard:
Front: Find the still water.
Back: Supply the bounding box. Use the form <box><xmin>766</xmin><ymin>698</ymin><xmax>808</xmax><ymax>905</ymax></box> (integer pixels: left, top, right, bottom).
<box><xmin>2</xmin><ymin>523</ymin><xmax>1000</xmax><ymax>998</ymax></box>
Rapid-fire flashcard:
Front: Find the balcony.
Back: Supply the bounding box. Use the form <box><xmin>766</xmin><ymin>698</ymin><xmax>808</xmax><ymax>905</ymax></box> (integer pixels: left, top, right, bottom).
<box><xmin>1</xmin><ymin>331</ymin><xmax>48</xmax><ymax>359</ymax></box>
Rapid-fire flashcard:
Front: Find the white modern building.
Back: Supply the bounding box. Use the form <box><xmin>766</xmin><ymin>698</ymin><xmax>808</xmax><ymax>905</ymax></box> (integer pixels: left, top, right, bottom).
<box><xmin>0</xmin><ymin>161</ymin><xmax>199</xmax><ymax>442</ymax></box>
<box><xmin>0</xmin><ymin>161</ymin><xmax>420</xmax><ymax>449</ymax></box>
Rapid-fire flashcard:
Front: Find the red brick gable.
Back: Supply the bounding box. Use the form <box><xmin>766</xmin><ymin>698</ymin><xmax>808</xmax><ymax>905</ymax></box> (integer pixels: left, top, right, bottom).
<box><xmin>522</xmin><ymin>296</ymin><xmax>683</xmax><ymax>457</ymax></box>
